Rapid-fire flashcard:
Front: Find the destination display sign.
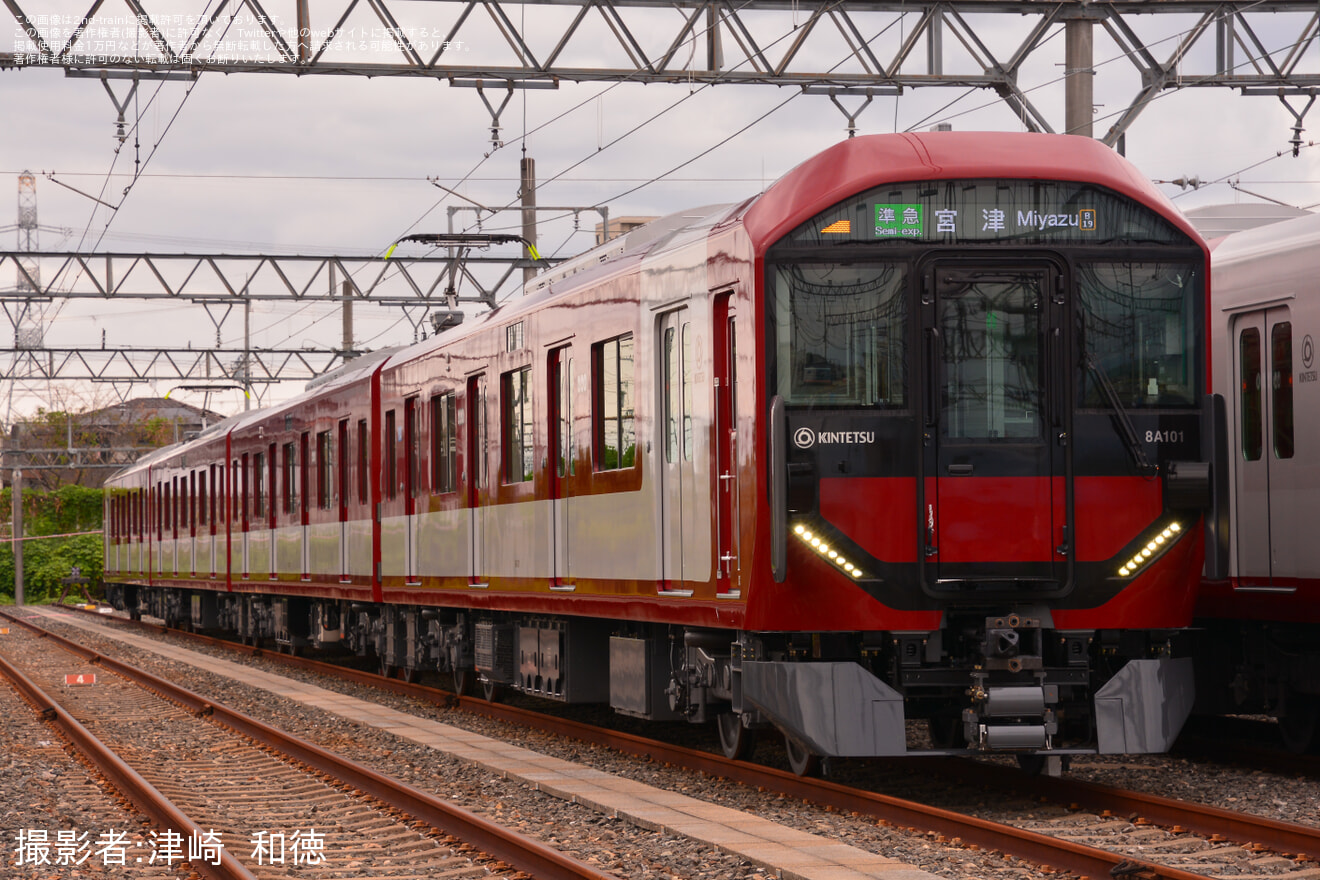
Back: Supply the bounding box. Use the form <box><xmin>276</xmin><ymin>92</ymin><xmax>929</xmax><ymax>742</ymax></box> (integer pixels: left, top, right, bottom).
<box><xmin>778</xmin><ymin>179</ymin><xmax>1184</xmax><ymax>248</ymax></box>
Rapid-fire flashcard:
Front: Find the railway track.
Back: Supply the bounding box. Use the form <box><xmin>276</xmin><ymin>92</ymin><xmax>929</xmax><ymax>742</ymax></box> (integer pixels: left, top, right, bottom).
<box><xmin>22</xmin><ymin>604</ymin><xmax>1320</xmax><ymax>880</ymax></box>
<box><xmin>0</xmin><ymin>612</ymin><xmax>619</xmax><ymax>880</ymax></box>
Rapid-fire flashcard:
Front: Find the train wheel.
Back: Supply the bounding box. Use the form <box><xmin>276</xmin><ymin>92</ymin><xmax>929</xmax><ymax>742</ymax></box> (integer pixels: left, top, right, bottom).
<box><xmin>927</xmin><ymin>715</ymin><xmax>964</xmax><ymax>750</ymax></box>
<box><xmin>1015</xmin><ymin>754</ymin><xmax>1047</xmax><ymax>775</ymax></box>
<box><xmin>717</xmin><ymin>712</ymin><xmax>757</xmax><ymax>761</ymax></box>
<box><xmin>784</xmin><ymin>735</ymin><xmax>820</xmax><ymax>777</ymax></box>
<box><xmin>482</xmin><ymin>679</ymin><xmax>505</xmax><ymax>703</ymax></box>
<box><xmin>1280</xmin><ymin>695</ymin><xmax>1319</xmax><ymax>754</ymax></box>
<box><xmin>452</xmin><ymin>667</ymin><xmax>474</xmax><ymax>697</ymax></box>
<box><xmin>401</xmin><ymin>666</ymin><xmax>419</xmax><ymax>684</ymax></box>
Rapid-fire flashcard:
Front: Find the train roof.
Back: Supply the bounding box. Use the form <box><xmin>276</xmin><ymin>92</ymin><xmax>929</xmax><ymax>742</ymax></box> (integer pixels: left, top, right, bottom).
<box><xmin>1207</xmin><ymin>207</ymin><xmax>1320</xmax><ymax>263</ymax></box>
<box><xmin>1186</xmin><ymin>202</ymin><xmax>1311</xmax><ymax>239</ymax></box>
<box><xmin>740</xmin><ymin>131</ymin><xmax>1203</xmax><ymax>249</ymax></box>
<box><xmin>304</xmin><ymin>345</ymin><xmax>402</xmax><ymax>392</ymax></box>
<box><xmin>378</xmin><ymin>201</ymin><xmax>742</xmax><ymax>366</ymax></box>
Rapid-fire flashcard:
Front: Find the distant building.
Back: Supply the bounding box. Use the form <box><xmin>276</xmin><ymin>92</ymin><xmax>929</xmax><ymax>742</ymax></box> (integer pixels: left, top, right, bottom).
<box><xmin>4</xmin><ymin>397</ymin><xmax>228</xmax><ymax>489</ymax></box>
<box><xmin>595</xmin><ymin>216</ymin><xmax>658</xmax><ymax>245</ymax></box>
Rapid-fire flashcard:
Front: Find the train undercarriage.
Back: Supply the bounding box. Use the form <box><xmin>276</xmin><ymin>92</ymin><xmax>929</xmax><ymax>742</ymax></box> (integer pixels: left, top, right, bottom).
<box><xmin>106</xmin><ymin>583</ymin><xmax>1193</xmax><ymax>772</ymax></box>
<box><xmin>1192</xmin><ymin>621</ymin><xmax>1320</xmax><ymax>754</ymax></box>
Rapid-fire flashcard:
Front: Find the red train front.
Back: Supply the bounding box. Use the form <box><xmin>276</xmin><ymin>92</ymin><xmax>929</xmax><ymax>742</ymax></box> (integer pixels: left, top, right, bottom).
<box><xmin>103</xmin><ymin>132</ymin><xmax>1221</xmax><ymax>770</ymax></box>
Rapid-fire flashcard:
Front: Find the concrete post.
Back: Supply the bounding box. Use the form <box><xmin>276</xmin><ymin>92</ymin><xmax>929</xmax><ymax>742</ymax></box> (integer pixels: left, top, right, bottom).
<box><xmin>1065</xmin><ymin>18</ymin><xmax>1094</xmax><ymax>138</ymax></box>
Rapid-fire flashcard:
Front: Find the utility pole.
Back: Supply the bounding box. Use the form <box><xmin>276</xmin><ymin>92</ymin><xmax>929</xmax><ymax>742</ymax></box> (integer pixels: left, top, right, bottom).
<box><xmin>520</xmin><ymin>155</ymin><xmax>537</xmax><ymax>286</ymax></box>
<box><xmin>1065</xmin><ymin>17</ymin><xmax>1095</xmax><ymax>139</ymax></box>
<box><xmin>243</xmin><ymin>292</ymin><xmax>252</xmax><ymax>411</ymax></box>
<box><xmin>11</xmin><ymin>467</ymin><xmax>22</xmax><ymax>606</ymax></box>
<box><xmin>296</xmin><ymin>0</ymin><xmax>311</xmax><ymax>63</ymax></box>
<box><xmin>342</xmin><ymin>279</ymin><xmax>355</xmax><ymax>358</ymax></box>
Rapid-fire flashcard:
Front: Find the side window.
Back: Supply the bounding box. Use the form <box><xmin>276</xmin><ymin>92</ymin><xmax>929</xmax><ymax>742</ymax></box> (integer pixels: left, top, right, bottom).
<box><xmin>595</xmin><ymin>334</ymin><xmax>635</xmax><ymax>470</ymax></box>
<box><xmin>237</xmin><ymin>456</ymin><xmax>247</xmax><ymax>525</ymax></box>
<box><xmin>1272</xmin><ymin>322</ymin><xmax>1294</xmax><ymax>459</ymax></box>
<box><xmin>357</xmin><ymin>419</ymin><xmax>369</xmax><ymax>504</ymax></box>
<box><xmin>198</xmin><ymin>470</ymin><xmax>207</xmax><ymax>526</ymax></box>
<box><xmin>503</xmin><ymin>367</ymin><xmax>533</xmax><ymax>483</ymax></box>
<box><xmin>1240</xmin><ymin>328</ymin><xmax>1262</xmax><ymax>461</ymax></box>
<box><xmin>337</xmin><ymin>420</ymin><xmax>349</xmax><ymax>510</ymax></box>
<box><xmin>431</xmin><ymin>392</ymin><xmax>457</xmax><ymax>494</ymax></box>
<box><xmin>300</xmin><ymin>432</ymin><xmax>310</xmax><ymax>517</ymax></box>
<box><xmin>253</xmin><ymin>451</ymin><xmax>266</xmax><ymax>518</ymax></box>
<box><xmin>385</xmin><ymin>410</ymin><xmax>398</xmax><ymax>499</ymax></box>
<box><xmin>282</xmin><ymin>441</ymin><xmax>298</xmax><ymax>515</ymax></box>
<box><xmin>268</xmin><ymin>444</ymin><xmax>278</xmax><ymax>523</ymax></box>
<box><xmin>405</xmin><ymin>396</ymin><xmax>420</xmax><ymax>499</ymax></box>
<box><xmin>214</xmin><ymin>464</ymin><xmax>223</xmax><ymax>528</ymax></box>
<box><xmin>317</xmin><ymin>430</ymin><xmax>333</xmax><ymax>509</ymax></box>
<box><xmin>471</xmin><ymin>377</ymin><xmax>488</xmax><ymax>490</ymax></box>
<box><xmin>556</xmin><ymin>354</ymin><xmax>574</xmax><ymax>478</ymax></box>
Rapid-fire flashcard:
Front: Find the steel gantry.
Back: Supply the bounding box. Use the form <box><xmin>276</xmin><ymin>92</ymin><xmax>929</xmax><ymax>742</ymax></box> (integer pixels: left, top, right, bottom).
<box><xmin>0</xmin><ymin>250</ymin><xmax>543</xmax><ymax>388</ymax></box>
<box><xmin>4</xmin><ymin>0</ymin><xmax>1320</xmax><ymax>143</ymax></box>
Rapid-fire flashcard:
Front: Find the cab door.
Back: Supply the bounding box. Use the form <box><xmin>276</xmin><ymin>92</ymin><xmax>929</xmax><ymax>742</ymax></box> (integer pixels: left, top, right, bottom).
<box><xmin>921</xmin><ymin>262</ymin><xmax>1067</xmax><ymax>590</ymax></box>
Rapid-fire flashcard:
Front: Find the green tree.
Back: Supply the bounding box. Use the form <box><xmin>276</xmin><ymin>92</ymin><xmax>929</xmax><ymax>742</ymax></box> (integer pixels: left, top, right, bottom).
<box><xmin>0</xmin><ymin>486</ymin><xmax>103</xmax><ymax>604</ymax></box>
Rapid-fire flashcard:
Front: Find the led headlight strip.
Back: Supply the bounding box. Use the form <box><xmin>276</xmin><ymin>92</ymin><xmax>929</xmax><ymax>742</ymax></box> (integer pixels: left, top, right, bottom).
<box><xmin>1116</xmin><ymin>521</ymin><xmax>1182</xmax><ymax>579</ymax></box>
<box><xmin>792</xmin><ymin>522</ymin><xmax>866</xmax><ymax>579</ymax></box>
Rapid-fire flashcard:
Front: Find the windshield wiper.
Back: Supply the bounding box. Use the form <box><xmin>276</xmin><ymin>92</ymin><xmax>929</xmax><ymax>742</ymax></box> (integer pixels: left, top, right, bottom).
<box><xmin>1084</xmin><ymin>352</ymin><xmax>1156</xmax><ymax>476</ymax></box>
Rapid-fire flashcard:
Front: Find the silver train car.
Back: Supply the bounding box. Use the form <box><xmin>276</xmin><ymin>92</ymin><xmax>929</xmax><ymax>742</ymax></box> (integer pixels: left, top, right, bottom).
<box><xmin>1196</xmin><ymin>209</ymin><xmax>1320</xmax><ymax>751</ymax></box>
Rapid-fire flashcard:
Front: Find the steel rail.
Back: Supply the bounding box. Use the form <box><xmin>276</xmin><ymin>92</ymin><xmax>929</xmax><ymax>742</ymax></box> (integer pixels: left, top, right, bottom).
<box><xmin>1174</xmin><ymin>719</ymin><xmax>1320</xmax><ymax>780</ymax></box>
<box><xmin>0</xmin><ymin>610</ymin><xmax>619</xmax><ymax>880</ymax></box>
<box><xmin>0</xmin><ymin>649</ymin><xmax>259</xmax><ymax>880</ymax></box>
<box><xmin>49</xmin><ymin>606</ymin><xmax>1320</xmax><ymax>875</ymax></box>
<box><xmin>459</xmin><ymin>699</ymin><xmax>1221</xmax><ymax>880</ymax></box>
<box><xmin>945</xmin><ymin>756</ymin><xmax>1320</xmax><ymax>861</ymax></box>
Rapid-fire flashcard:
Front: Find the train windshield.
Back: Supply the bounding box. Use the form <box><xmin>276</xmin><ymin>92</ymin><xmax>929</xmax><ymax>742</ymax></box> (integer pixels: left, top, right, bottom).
<box><xmin>769</xmin><ymin>263</ymin><xmax>908</xmax><ymax>407</ymax></box>
<box><xmin>1076</xmin><ymin>261</ymin><xmax>1203</xmax><ymax>409</ymax></box>
<box><xmin>766</xmin><ymin>179</ymin><xmax>1205</xmax><ymax>411</ymax></box>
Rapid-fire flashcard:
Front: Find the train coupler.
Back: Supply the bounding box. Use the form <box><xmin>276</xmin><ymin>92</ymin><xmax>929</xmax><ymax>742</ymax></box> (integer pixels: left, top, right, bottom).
<box><xmin>963</xmin><ymin>680</ymin><xmax>1060</xmax><ymax>750</ymax></box>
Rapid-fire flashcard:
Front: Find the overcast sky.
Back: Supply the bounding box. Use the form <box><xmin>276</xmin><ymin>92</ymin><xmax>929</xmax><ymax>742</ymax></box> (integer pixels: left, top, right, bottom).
<box><xmin>3</xmin><ymin>1</ymin><xmax>1319</xmax><ymax>421</ymax></box>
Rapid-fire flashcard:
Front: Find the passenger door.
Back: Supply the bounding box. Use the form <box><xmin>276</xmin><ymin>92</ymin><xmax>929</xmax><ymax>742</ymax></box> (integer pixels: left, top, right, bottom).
<box><xmin>714</xmin><ymin>294</ymin><xmax>741</xmax><ymax>597</ymax></box>
<box><xmin>659</xmin><ymin>308</ymin><xmax>695</xmax><ymax>594</ymax></box>
<box><xmin>549</xmin><ymin>347</ymin><xmax>574</xmax><ymax>589</ymax></box>
<box><xmin>467</xmin><ymin>374</ymin><xmax>489</xmax><ymax>587</ymax></box>
<box><xmin>1232</xmin><ymin>308</ymin><xmax>1297</xmax><ymax>590</ymax></box>
<box><xmin>404</xmin><ymin>396</ymin><xmax>420</xmax><ymax>584</ymax></box>
<box><xmin>337</xmin><ymin>419</ymin><xmax>350</xmax><ymax>581</ymax></box>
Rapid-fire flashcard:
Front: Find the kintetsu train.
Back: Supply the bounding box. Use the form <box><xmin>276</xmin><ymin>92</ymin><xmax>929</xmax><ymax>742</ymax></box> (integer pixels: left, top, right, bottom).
<box><xmin>103</xmin><ymin>132</ymin><xmax>1225</xmax><ymax>771</ymax></box>
<box><xmin>1192</xmin><ymin>210</ymin><xmax>1320</xmax><ymax>753</ymax></box>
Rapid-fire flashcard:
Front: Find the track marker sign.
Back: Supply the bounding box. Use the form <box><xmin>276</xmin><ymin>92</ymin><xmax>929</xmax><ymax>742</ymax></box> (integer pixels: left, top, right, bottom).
<box><xmin>64</xmin><ymin>673</ymin><xmax>96</xmax><ymax>686</ymax></box>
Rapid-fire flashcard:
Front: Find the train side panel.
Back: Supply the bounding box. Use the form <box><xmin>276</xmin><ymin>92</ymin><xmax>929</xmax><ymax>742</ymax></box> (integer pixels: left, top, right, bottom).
<box><xmin>1195</xmin><ymin>212</ymin><xmax>1320</xmax><ymax>749</ymax></box>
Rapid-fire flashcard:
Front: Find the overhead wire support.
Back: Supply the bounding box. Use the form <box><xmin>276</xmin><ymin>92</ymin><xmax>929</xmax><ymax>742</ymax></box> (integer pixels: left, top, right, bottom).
<box><xmin>10</xmin><ymin>0</ymin><xmax>1320</xmax><ymax>142</ymax></box>
<box><xmin>0</xmin><ymin>345</ymin><xmax>358</xmax><ymax>385</ymax></box>
<box><xmin>0</xmin><ymin>251</ymin><xmax>556</xmax><ymax>309</ymax></box>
